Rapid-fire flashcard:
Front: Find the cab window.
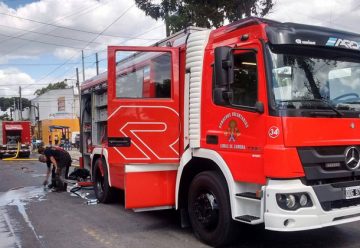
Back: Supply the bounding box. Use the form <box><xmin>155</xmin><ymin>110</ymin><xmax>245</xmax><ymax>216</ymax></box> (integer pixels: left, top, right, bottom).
<box><xmin>213</xmin><ymin>51</ymin><xmax>258</xmax><ymax>109</ymax></box>
<box><xmin>232</xmin><ymin>52</ymin><xmax>258</xmax><ymax>107</ymax></box>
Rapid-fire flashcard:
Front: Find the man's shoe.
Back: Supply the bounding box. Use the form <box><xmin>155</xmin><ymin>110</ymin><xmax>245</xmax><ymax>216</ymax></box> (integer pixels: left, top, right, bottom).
<box><xmin>47</xmin><ymin>183</ymin><xmax>55</xmax><ymax>189</ymax></box>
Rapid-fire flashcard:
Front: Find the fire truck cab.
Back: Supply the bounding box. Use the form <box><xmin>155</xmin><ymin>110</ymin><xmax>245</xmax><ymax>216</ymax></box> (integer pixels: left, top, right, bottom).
<box><xmin>81</xmin><ymin>18</ymin><xmax>360</xmax><ymax>246</ymax></box>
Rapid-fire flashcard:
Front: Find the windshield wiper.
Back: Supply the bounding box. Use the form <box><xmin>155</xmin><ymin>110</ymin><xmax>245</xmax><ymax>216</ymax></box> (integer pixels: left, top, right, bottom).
<box><xmin>278</xmin><ymin>99</ymin><xmax>344</xmax><ymax>117</ymax></box>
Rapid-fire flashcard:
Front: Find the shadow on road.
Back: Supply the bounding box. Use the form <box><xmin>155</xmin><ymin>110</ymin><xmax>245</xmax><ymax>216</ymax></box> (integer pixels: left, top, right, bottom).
<box><xmin>107</xmin><ymin>190</ymin><xmax>356</xmax><ymax>248</ymax></box>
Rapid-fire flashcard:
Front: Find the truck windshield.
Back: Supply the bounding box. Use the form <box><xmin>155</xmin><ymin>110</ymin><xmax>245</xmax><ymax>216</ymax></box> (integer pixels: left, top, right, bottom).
<box><xmin>268</xmin><ymin>45</ymin><xmax>360</xmax><ymax>116</ymax></box>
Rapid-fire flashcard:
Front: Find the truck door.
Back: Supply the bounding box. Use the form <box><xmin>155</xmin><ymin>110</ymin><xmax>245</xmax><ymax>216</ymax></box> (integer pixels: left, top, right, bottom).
<box><xmin>107</xmin><ymin>46</ymin><xmax>180</xmax><ymax>209</ymax></box>
<box><xmin>204</xmin><ymin>41</ymin><xmax>267</xmax><ymax>184</ymax></box>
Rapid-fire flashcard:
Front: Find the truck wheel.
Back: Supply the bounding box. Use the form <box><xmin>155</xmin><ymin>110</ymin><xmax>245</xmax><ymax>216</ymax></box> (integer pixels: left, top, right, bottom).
<box><xmin>93</xmin><ymin>158</ymin><xmax>115</xmax><ymax>203</ymax></box>
<box><xmin>188</xmin><ymin>171</ymin><xmax>237</xmax><ymax>247</ymax></box>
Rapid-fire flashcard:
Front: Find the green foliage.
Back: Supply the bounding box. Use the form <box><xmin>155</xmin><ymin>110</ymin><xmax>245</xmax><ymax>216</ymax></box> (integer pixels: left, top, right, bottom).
<box><xmin>34</xmin><ymin>81</ymin><xmax>68</xmax><ymax>96</ymax></box>
<box><xmin>0</xmin><ymin>113</ymin><xmax>10</xmax><ymax>120</ymax></box>
<box><xmin>135</xmin><ymin>0</ymin><xmax>275</xmax><ymax>35</ymax></box>
<box><xmin>0</xmin><ymin>97</ymin><xmax>30</xmax><ymax>111</ymax></box>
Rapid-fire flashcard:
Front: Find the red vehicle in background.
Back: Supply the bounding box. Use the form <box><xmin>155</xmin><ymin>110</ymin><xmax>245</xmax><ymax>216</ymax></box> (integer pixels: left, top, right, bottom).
<box><xmin>0</xmin><ymin>121</ymin><xmax>31</xmax><ymax>158</ymax></box>
<box><xmin>80</xmin><ymin>17</ymin><xmax>360</xmax><ymax>246</ymax></box>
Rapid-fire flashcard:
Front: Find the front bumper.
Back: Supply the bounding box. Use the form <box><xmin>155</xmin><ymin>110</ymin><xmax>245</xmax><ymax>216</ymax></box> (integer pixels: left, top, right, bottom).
<box><xmin>264</xmin><ymin>179</ymin><xmax>360</xmax><ymax>231</ymax></box>
<box><xmin>0</xmin><ymin>149</ymin><xmax>30</xmax><ymax>155</ymax></box>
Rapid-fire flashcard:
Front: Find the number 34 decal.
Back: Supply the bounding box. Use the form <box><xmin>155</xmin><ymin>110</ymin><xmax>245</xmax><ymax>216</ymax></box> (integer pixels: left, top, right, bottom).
<box><xmin>268</xmin><ymin>126</ymin><xmax>280</xmax><ymax>139</ymax></box>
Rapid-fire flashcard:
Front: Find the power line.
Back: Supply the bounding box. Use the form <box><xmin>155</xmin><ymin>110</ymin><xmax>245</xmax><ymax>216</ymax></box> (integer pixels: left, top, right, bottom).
<box><xmin>0</xmin><ymin>0</ymin><xmax>109</xmax><ymax>58</ymax></box>
<box><xmin>23</xmin><ymin>3</ymin><xmax>136</xmax><ymax>89</ymax></box>
<box><xmin>81</xmin><ymin>23</ymin><xmax>165</xmax><ymax>60</ymax></box>
<box><xmin>0</xmin><ymin>61</ymin><xmax>96</xmax><ymax>66</ymax></box>
<box><xmin>0</xmin><ymin>0</ymin><xmax>105</xmax><ymax>45</ymax></box>
<box><xmin>0</xmin><ymin>7</ymin><xmax>146</xmax><ymax>39</ymax></box>
<box><xmin>53</xmin><ymin>23</ymin><xmax>164</xmax><ymax>84</ymax></box>
<box><xmin>0</xmin><ymin>23</ymin><xmax>162</xmax><ymax>43</ymax></box>
<box><xmin>84</xmin><ymin>3</ymin><xmax>136</xmax><ymax>46</ymax></box>
<box><xmin>0</xmin><ymin>32</ymin><xmax>94</xmax><ymax>50</ymax></box>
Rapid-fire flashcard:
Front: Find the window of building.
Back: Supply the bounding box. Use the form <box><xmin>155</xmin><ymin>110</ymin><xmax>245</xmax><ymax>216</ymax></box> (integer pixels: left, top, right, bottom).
<box><xmin>58</xmin><ymin>97</ymin><xmax>65</xmax><ymax>111</ymax></box>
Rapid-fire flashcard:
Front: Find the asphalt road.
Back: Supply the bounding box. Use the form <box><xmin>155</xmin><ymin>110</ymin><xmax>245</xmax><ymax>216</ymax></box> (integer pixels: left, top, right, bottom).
<box><xmin>1</xmin><ymin>159</ymin><xmax>360</xmax><ymax>248</ymax></box>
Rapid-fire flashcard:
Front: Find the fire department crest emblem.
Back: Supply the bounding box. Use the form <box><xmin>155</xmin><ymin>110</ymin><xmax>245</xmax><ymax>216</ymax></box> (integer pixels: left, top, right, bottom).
<box><xmin>224</xmin><ymin>120</ymin><xmax>240</xmax><ymax>142</ymax></box>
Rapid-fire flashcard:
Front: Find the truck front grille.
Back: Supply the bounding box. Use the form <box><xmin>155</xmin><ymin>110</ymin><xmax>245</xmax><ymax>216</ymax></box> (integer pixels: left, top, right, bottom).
<box><xmin>321</xmin><ymin>198</ymin><xmax>360</xmax><ymax>211</ymax></box>
<box><xmin>297</xmin><ymin>146</ymin><xmax>360</xmax><ymax>185</ymax></box>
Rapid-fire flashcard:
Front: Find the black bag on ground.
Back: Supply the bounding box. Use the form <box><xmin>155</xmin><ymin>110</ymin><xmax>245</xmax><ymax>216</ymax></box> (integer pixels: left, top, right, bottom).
<box><xmin>68</xmin><ymin>168</ymin><xmax>90</xmax><ymax>181</ymax></box>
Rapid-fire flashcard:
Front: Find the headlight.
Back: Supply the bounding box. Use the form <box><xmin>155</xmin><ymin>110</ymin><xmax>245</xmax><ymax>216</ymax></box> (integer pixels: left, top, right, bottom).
<box><xmin>299</xmin><ymin>194</ymin><xmax>308</xmax><ymax>207</ymax></box>
<box><xmin>276</xmin><ymin>192</ymin><xmax>313</xmax><ymax>211</ymax></box>
<box><xmin>286</xmin><ymin>194</ymin><xmax>296</xmax><ymax>209</ymax></box>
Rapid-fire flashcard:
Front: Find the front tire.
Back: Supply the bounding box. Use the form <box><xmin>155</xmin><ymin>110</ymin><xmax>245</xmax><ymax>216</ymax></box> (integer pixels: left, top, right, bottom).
<box><xmin>93</xmin><ymin>158</ymin><xmax>115</xmax><ymax>203</ymax></box>
<box><xmin>188</xmin><ymin>171</ymin><xmax>237</xmax><ymax>247</ymax></box>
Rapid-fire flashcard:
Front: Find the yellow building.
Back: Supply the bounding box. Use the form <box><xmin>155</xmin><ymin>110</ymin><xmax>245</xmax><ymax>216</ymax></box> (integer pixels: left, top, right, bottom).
<box><xmin>41</xmin><ymin>118</ymin><xmax>80</xmax><ymax>145</ymax></box>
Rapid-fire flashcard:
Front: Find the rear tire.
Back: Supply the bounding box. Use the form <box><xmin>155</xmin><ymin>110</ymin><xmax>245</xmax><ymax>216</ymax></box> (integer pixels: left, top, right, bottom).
<box><xmin>188</xmin><ymin>171</ymin><xmax>237</xmax><ymax>247</ymax></box>
<box><xmin>93</xmin><ymin>158</ymin><xmax>115</xmax><ymax>203</ymax></box>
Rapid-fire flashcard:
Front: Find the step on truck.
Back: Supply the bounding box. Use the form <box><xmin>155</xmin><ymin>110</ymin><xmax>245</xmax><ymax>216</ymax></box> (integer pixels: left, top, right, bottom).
<box><xmin>80</xmin><ymin>17</ymin><xmax>360</xmax><ymax>246</ymax></box>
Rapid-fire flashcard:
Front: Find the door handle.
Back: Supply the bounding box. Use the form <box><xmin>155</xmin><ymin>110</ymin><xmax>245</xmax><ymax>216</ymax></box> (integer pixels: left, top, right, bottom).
<box><xmin>108</xmin><ymin>137</ymin><xmax>131</xmax><ymax>147</ymax></box>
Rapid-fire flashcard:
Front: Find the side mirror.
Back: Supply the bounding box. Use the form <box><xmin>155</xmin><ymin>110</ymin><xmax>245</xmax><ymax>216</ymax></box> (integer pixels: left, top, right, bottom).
<box><xmin>214</xmin><ymin>46</ymin><xmax>233</xmax><ymax>87</ymax></box>
<box><xmin>255</xmin><ymin>101</ymin><xmax>264</xmax><ymax>114</ymax></box>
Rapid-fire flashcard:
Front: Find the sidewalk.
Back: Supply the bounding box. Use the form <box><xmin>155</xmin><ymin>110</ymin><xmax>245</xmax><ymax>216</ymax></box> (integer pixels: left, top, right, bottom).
<box><xmin>67</xmin><ymin>149</ymin><xmax>81</xmax><ymax>167</ymax></box>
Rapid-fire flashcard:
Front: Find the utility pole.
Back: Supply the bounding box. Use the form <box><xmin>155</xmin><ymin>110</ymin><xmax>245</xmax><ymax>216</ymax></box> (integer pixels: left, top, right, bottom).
<box><xmin>95</xmin><ymin>53</ymin><xmax>99</xmax><ymax>75</ymax></box>
<box><xmin>76</xmin><ymin>66</ymin><xmax>82</xmax><ymax>153</ymax></box>
<box><xmin>37</xmin><ymin>103</ymin><xmax>40</xmax><ymax>139</ymax></box>
<box><xmin>76</xmin><ymin>67</ymin><xmax>79</xmax><ymax>85</ymax></box>
<box><xmin>19</xmin><ymin>86</ymin><xmax>22</xmax><ymax>121</ymax></box>
<box><xmin>76</xmin><ymin>68</ymin><xmax>80</xmax><ymax>116</ymax></box>
<box><xmin>13</xmin><ymin>98</ymin><xmax>16</xmax><ymax>113</ymax></box>
<box><xmin>81</xmin><ymin>50</ymin><xmax>85</xmax><ymax>82</ymax></box>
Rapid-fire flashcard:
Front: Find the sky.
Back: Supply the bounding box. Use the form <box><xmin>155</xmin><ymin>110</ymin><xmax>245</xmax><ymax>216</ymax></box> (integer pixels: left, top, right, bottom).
<box><xmin>0</xmin><ymin>0</ymin><xmax>359</xmax><ymax>100</ymax></box>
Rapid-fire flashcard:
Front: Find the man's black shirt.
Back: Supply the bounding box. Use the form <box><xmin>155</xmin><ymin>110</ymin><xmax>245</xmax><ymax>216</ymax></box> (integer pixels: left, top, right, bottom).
<box><xmin>44</xmin><ymin>147</ymin><xmax>72</xmax><ymax>168</ymax></box>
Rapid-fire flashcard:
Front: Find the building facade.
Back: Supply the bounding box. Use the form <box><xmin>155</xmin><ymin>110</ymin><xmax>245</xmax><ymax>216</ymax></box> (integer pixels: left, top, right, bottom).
<box><xmin>29</xmin><ymin>88</ymin><xmax>80</xmax><ymax>143</ymax></box>
<box><xmin>30</xmin><ymin>88</ymin><xmax>79</xmax><ymax>123</ymax></box>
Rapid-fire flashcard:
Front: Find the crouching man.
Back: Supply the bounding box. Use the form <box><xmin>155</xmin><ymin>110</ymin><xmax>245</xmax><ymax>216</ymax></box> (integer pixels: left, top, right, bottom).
<box><xmin>38</xmin><ymin>146</ymin><xmax>72</xmax><ymax>192</ymax></box>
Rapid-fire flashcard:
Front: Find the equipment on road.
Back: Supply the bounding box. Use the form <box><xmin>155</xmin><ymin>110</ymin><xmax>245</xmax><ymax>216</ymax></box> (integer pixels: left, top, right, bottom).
<box><xmin>68</xmin><ymin>168</ymin><xmax>90</xmax><ymax>181</ymax></box>
<box><xmin>79</xmin><ymin>17</ymin><xmax>360</xmax><ymax>246</ymax></box>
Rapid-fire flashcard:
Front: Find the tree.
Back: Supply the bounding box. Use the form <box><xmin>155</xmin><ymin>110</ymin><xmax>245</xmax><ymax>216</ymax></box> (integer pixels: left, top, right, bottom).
<box><xmin>0</xmin><ymin>97</ymin><xmax>30</xmax><ymax>111</ymax></box>
<box><xmin>34</xmin><ymin>81</ymin><xmax>68</xmax><ymax>96</ymax></box>
<box><xmin>135</xmin><ymin>0</ymin><xmax>275</xmax><ymax>36</ymax></box>
<box><xmin>0</xmin><ymin>113</ymin><xmax>10</xmax><ymax>120</ymax></box>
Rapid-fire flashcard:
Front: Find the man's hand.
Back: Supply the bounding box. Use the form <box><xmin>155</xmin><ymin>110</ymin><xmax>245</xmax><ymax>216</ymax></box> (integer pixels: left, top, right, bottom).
<box><xmin>43</xmin><ymin>179</ymin><xmax>48</xmax><ymax>186</ymax></box>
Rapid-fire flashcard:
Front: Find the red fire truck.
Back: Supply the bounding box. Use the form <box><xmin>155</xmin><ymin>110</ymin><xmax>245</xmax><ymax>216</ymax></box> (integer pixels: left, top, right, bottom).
<box><xmin>80</xmin><ymin>17</ymin><xmax>360</xmax><ymax>246</ymax></box>
<box><xmin>0</xmin><ymin>121</ymin><xmax>31</xmax><ymax>158</ymax></box>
